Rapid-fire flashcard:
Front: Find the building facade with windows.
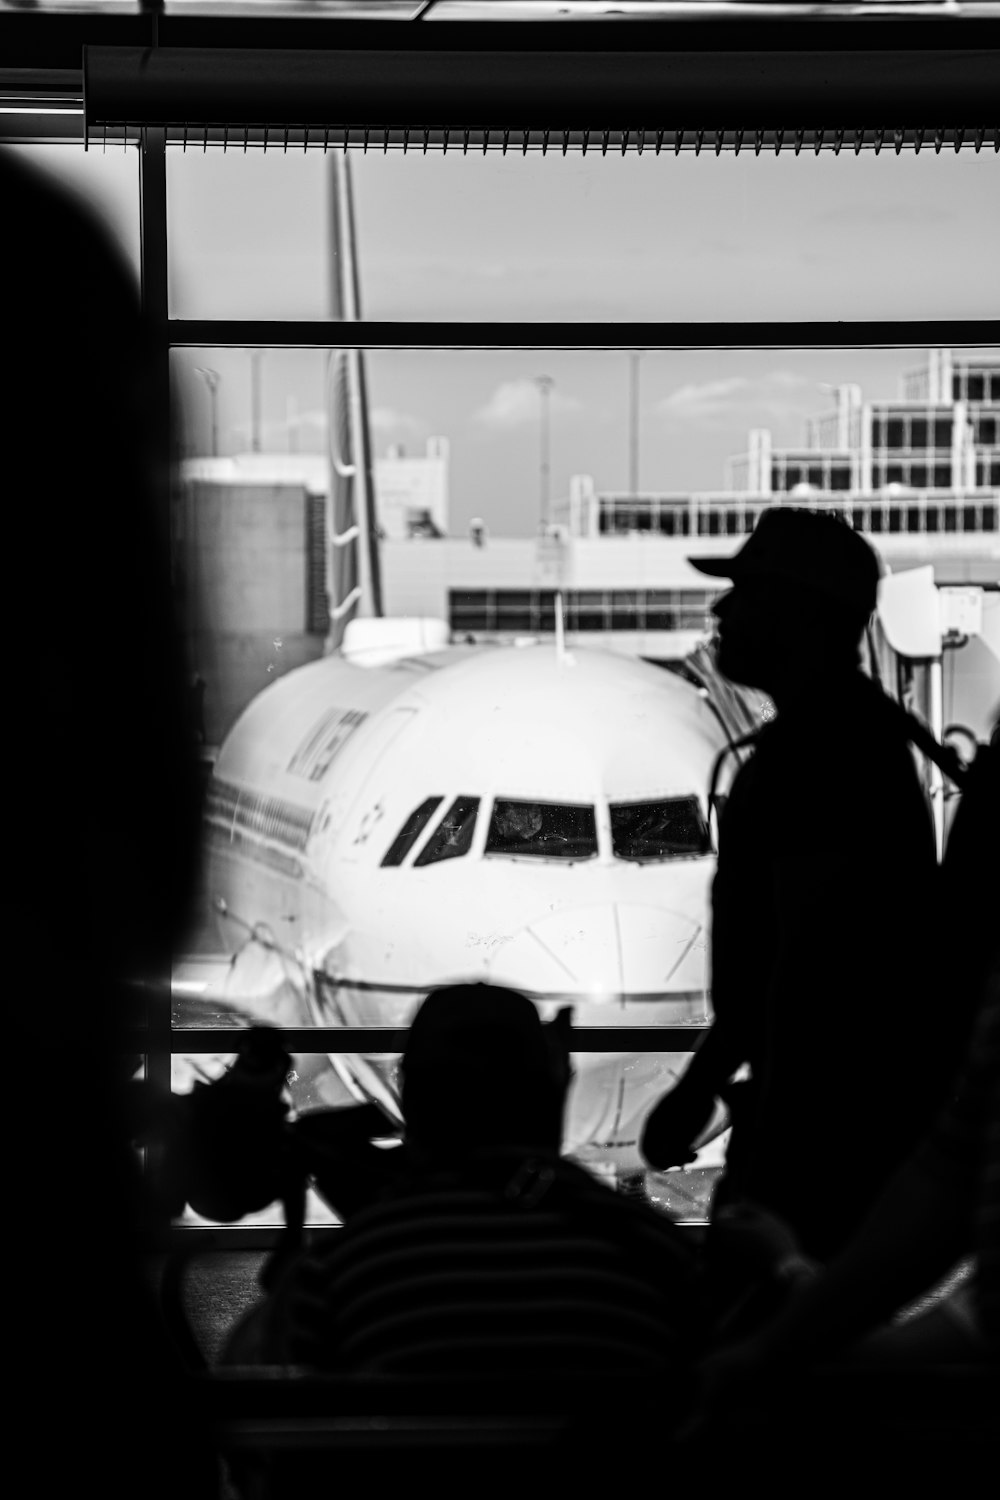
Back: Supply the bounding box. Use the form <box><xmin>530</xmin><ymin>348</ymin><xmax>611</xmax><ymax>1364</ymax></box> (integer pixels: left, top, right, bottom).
<box><xmin>383</xmin><ymin>353</ymin><xmax>998</xmax><ymax>738</ymax></box>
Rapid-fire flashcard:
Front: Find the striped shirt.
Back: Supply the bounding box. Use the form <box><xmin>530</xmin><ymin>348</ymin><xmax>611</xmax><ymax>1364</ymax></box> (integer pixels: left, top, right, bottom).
<box><xmin>259</xmin><ymin>1152</ymin><xmax>701</xmax><ymax>1377</ymax></box>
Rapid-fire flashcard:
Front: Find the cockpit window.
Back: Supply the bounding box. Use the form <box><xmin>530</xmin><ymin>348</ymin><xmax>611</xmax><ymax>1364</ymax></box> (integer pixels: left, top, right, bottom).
<box><xmin>381</xmin><ymin>796</ymin><xmax>444</xmax><ymax>867</ymax></box>
<box><xmin>413</xmin><ymin>796</ymin><xmax>480</xmax><ymax>867</ymax></box>
<box><xmin>485</xmin><ymin>799</ymin><xmax>598</xmax><ymax>860</ymax></box>
<box><xmin>611</xmin><ymin>797</ymin><xmax>711</xmax><ymax>861</ymax></box>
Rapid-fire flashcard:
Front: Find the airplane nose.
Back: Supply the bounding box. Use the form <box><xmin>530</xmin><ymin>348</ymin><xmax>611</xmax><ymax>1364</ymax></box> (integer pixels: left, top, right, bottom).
<box><xmin>486</xmin><ymin>902</ymin><xmax>707</xmax><ymax>1006</ymax></box>
<box><xmin>486</xmin><ymin>904</ymin><xmax>709</xmax><ymax>1164</ymax></box>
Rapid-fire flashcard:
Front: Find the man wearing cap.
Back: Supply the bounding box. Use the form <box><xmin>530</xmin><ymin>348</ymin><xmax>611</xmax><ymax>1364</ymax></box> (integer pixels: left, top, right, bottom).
<box><xmin>225</xmin><ymin>983</ymin><xmax>701</xmax><ymax>1378</ymax></box>
<box><xmin>642</xmin><ymin>508</ymin><xmax>959</xmax><ymax>1263</ymax></box>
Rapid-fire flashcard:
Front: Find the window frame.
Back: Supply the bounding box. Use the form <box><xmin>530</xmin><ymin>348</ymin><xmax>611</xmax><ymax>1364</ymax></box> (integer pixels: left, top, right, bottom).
<box><xmin>9</xmin><ymin>13</ymin><xmax>997</xmax><ymax>1237</ymax></box>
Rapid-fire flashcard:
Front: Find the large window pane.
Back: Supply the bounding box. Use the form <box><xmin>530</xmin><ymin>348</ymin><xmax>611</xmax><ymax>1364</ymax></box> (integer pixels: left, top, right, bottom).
<box><xmin>171</xmin><ymin>341</ymin><xmax>997</xmax><ymax>1218</ymax></box>
<box><xmin>166</xmin><ymin>148</ymin><xmax>1000</xmax><ymax>321</ymax></box>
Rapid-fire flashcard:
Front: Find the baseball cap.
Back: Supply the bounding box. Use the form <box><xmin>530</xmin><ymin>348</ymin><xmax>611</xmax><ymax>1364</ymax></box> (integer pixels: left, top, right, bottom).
<box><xmin>688</xmin><ymin>507</ymin><xmax>881</xmax><ymax>623</ymax></box>
<box><xmin>403</xmin><ymin>983</ymin><xmax>568</xmax><ymax>1084</ymax></box>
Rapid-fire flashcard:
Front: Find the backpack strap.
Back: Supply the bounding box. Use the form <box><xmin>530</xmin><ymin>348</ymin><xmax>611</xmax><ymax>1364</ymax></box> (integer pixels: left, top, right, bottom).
<box><xmin>707</xmin><ymin>727</ymin><xmax>764</xmax><ymax>823</ymax></box>
<box><xmin>882</xmin><ymin>692</ymin><xmax>971</xmax><ymax>790</ymax></box>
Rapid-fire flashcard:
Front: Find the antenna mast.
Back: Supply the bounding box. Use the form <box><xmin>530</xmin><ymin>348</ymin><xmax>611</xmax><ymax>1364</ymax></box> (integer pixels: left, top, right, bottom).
<box><xmin>327</xmin><ymin>152</ymin><xmax>383</xmax><ymax>650</ymax></box>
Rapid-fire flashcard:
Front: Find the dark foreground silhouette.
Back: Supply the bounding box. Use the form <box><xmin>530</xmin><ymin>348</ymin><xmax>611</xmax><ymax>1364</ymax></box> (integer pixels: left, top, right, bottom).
<box><xmin>4</xmin><ymin>146</ymin><xmax>210</xmax><ymax>1497</ymax></box>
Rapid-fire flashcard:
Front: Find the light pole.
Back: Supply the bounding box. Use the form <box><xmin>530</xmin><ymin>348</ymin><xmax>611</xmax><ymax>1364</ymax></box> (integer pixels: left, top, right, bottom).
<box><xmin>194</xmin><ymin>366</ymin><xmax>221</xmax><ymax>457</ymax></box>
<box><xmin>628</xmin><ymin>352</ymin><xmax>641</xmax><ymax>495</ymax></box>
<box><xmin>535</xmin><ymin>374</ymin><xmax>554</xmax><ymax>531</ymax></box>
<box><xmin>250</xmin><ymin>350</ymin><xmax>264</xmax><ymax>453</ymax></box>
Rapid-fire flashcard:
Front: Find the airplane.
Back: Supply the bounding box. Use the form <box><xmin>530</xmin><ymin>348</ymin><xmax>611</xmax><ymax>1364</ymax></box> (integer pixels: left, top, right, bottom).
<box><xmin>175</xmin><ymin>152</ymin><xmax>766</xmax><ymax>1192</ymax></box>
<box><xmin>196</xmin><ymin>626</ymin><xmax>751</xmax><ymax>1178</ymax></box>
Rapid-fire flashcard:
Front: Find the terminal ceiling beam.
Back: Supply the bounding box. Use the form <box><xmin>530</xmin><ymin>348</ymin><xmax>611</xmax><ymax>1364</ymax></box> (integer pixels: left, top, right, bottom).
<box><xmin>3</xmin><ymin>14</ymin><xmax>1000</xmax><ymax>69</ymax></box>
<box><xmin>167</xmin><ymin>321</ymin><xmax>1000</xmax><ymax>351</ymax></box>
<box><xmin>83</xmin><ymin>42</ymin><xmax>1000</xmax><ymax>141</ymax></box>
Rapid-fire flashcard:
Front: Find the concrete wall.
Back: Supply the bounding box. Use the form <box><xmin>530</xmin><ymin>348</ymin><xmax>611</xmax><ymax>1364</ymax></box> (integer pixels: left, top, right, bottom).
<box><xmin>176</xmin><ymin>479</ymin><xmax>325</xmax><ymax>745</ymax></box>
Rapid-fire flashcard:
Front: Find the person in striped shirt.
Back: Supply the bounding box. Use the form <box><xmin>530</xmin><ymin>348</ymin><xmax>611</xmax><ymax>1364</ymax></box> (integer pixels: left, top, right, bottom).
<box><xmin>225</xmin><ymin>983</ymin><xmax>704</xmax><ymax>1378</ymax></box>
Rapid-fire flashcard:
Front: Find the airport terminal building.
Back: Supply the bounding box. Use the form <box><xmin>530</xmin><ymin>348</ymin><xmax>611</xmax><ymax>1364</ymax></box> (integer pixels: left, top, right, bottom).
<box><xmin>177</xmin><ymin>351</ymin><xmax>998</xmax><ymax>745</ymax></box>
<box><xmin>388</xmin><ymin>351</ymin><xmax>1000</xmax><ymax>737</ymax></box>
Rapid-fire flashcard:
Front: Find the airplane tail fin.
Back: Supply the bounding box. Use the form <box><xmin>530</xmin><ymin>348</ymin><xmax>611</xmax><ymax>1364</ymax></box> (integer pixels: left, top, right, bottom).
<box><xmin>325</xmin><ymin>153</ymin><xmax>383</xmax><ymax>652</ymax></box>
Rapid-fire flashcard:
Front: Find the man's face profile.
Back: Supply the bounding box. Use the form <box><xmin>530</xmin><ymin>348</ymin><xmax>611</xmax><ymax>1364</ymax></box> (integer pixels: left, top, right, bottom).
<box><xmin>712</xmin><ymin>578</ymin><xmax>787</xmax><ymax>690</ymax></box>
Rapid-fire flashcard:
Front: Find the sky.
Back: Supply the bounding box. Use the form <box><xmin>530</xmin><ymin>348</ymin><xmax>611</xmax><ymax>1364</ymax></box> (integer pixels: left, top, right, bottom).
<box><xmin>15</xmin><ymin>141</ymin><xmax>1000</xmax><ymax>535</ymax></box>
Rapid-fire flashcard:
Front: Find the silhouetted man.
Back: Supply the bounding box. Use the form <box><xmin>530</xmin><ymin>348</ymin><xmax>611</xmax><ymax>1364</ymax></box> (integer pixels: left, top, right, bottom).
<box><xmin>226</xmin><ymin>984</ymin><xmax>701</xmax><ymax>1375</ymax></box>
<box><xmin>642</xmin><ymin>508</ymin><xmax>959</xmax><ymax>1261</ymax></box>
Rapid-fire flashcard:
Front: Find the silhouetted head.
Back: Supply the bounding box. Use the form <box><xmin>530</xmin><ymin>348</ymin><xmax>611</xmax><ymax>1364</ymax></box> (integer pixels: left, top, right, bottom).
<box><xmin>401</xmin><ymin>984</ymin><xmax>573</xmax><ymax>1161</ymax></box>
<box><xmin>689</xmin><ymin>508</ymin><xmax>881</xmax><ymax>700</ymax></box>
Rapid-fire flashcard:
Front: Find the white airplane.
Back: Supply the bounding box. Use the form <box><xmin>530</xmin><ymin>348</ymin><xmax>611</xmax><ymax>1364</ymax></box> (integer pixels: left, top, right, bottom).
<box><xmin>196</xmin><ymin>629</ymin><xmax>750</xmax><ymax>1177</ymax></box>
<box><xmin>178</xmin><ymin>154</ymin><xmax>761</xmax><ymax>1186</ymax></box>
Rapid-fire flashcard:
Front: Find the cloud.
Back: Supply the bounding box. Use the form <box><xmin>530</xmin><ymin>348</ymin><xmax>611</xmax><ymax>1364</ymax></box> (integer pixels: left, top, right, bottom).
<box><xmin>813</xmin><ymin>202</ymin><xmax>950</xmax><ymax>229</ymax></box>
<box><xmin>286</xmin><ymin>408</ymin><xmax>327</xmax><ymax>431</ymax></box>
<box><xmin>473</xmin><ymin>379</ymin><xmax>582</xmax><ymax>430</ymax></box>
<box><xmin>370</xmin><ymin>406</ymin><xmax>425</xmax><ymax>437</ymax></box>
<box><xmin>656</xmin><ymin>370</ymin><xmax>812</xmax><ymax>426</ymax></box>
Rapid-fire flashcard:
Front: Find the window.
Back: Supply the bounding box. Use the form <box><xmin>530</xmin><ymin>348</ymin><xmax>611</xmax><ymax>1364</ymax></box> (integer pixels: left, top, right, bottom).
<box><xmin>610</xmin><ymin>591</ymin><xmax>640</xmax><ymax>630</ymax></box>
<box><xmin>485</xmin><ymin>800</ymin><xmax>597</xmax><ymax>860</ymax></box>
<box><xmin>18</xmin><ymin>27</ymin><xmax>995</xmax><ymax>1246</ymax></box>
<box><xmin>450</xmin><ymin>590</ymin><xmax>492</xmax><ymax>633</ymax></box>
<box><xmin>572</xmin><ymin>592</ymin><xmax>607</xmax><ymax>632</ymax></box>
<box><xmin>658</xmin><ymin>507</ymin><xmax>689</xmax><ymax>537</ymax></box>
<box><xmin>413</xmin><ymin>797</ymin><xmax>480</xmax><ymax>867</ymax></box>
<box><xmin>644</xmin><ymin>592</ymin><xmax>677</xmax><ymax>631</ymax></box>
<box><xmin>610</xmin><ymin>798</ymin><xmax>711</xmax><ymax>862</ymax></box>
<box><xmin>495</xmin><ymin>591</ymin><xmax>535</xmax><ymax>632</ymax></box>
<box><xmin>381</xmin><ymin>796</ymin><xmax>444</xmax><ymax>867</ymax></box>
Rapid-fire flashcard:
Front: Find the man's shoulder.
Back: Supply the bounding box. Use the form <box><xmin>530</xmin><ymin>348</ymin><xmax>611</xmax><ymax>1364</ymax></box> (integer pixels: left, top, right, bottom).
<box><xmin>744</xmin><ymin>678</ymin><xmax>921</xmax><ymax>781</ymax></box>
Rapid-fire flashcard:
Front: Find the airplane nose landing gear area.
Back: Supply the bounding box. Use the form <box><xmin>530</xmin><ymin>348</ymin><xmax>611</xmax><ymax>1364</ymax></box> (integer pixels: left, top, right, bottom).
<box><xmin>486</xmin><ymin>902</ymin><xmax>708</xmax><ymax>1014</ymax></box>
<box><xmin>483</xmin><ymin>903</ymin><xmax>713</xmax><ymax>1192</ymax></box>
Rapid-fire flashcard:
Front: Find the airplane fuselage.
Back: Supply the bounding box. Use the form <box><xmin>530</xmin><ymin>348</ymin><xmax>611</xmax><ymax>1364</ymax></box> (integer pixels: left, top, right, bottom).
<box><xmin>202</xmin><ymin>642</ymin><xmax>731</xmax><ymax>1171</ymax></box>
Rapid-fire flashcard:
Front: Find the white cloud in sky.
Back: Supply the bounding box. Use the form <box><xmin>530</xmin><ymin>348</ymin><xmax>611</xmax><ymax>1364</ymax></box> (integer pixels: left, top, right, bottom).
<box><xmin>473</xmin><ymin>379</ymin><xmax>582</xmax><ymax>431</ymax></box>
<box><xmin>656</xmin><ymin>370</ymin><xmax>813</xmax><ymax>426</ymax></box>
<box><xmin>371</xmin><ymin>406</ymin><xmax>425</xmax><ymax>436</ymax></box>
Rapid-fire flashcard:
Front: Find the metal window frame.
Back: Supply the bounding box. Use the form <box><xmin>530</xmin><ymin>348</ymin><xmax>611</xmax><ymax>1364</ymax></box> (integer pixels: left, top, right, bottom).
<box><xmin>168</xmin><ymin>321</ymin><xmax>1000</xmax><ymax>350</ymax></box>
<box><xmin>6</xmin><ymin>14</ymin><xmax>984</xmax><ymax>1234</ymax></box>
